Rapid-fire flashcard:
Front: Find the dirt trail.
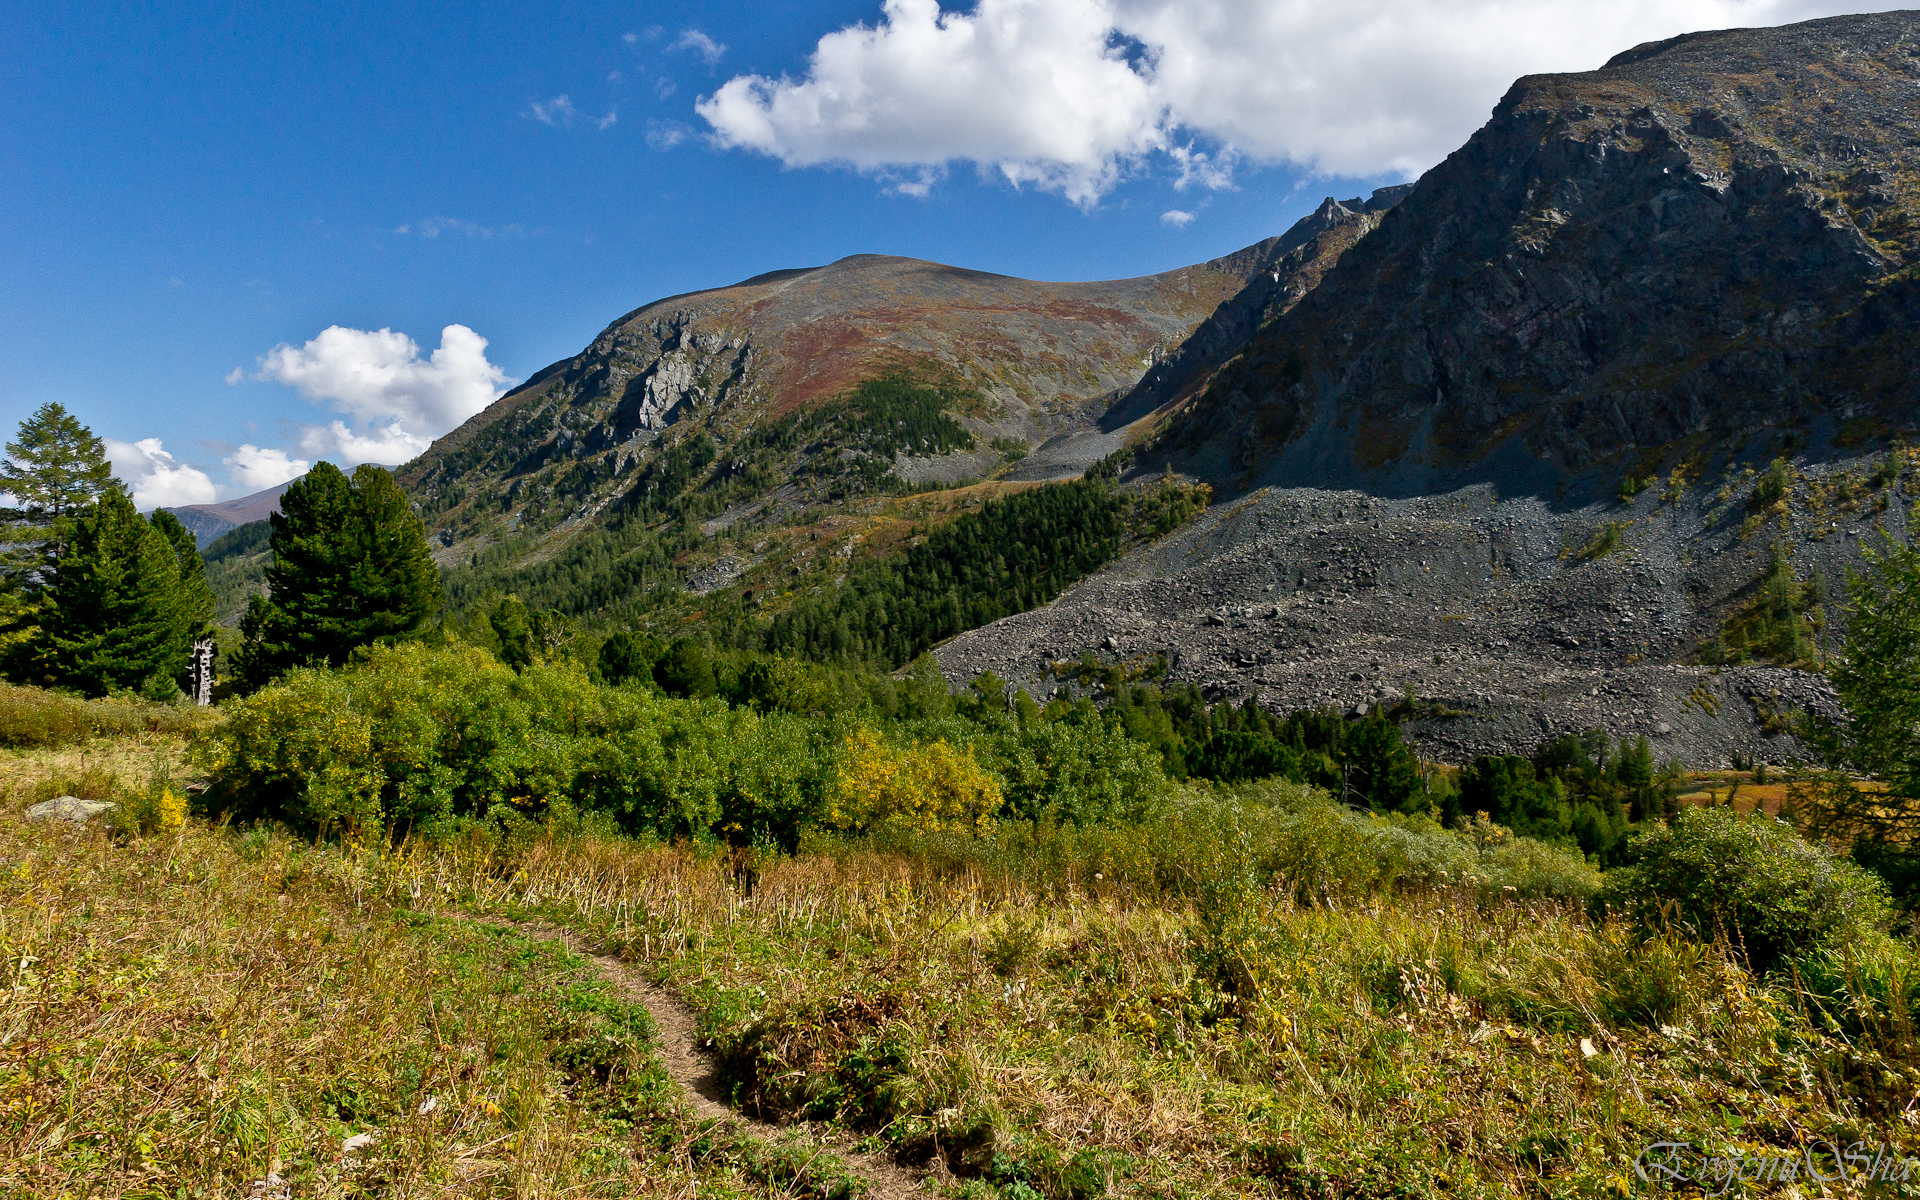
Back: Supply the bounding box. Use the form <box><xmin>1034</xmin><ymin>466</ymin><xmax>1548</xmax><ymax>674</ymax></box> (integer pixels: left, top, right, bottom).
<box><xmin>511</xmin><ymin>921</ymin><xmax>930</xmax><ymax>1200</ymax></box>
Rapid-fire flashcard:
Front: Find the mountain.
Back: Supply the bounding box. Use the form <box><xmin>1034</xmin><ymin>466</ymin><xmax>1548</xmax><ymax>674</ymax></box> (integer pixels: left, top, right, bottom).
<box><xmin>406</xmin><ymin>247</ymin><xmax>1289</xmax><ymax>536</ymax></box>
<box><xmin>1158</xmin><ymin>10</ymin><xmax>1920</xmax><ymax>494</ymax></box>
<box><xmin>934</xmin><ymin>11</ymin><xmax>1920</xmax><ymax>767</ymax></box>
<box><xmin>401</xmin><ymin>244</ymin><xmax>1324</xmax><ymax>627</ymax></box>
<box><xmin>166</xmin><ymin>480</ymin><xmax>295</xmax><ymax>547</ymax></box>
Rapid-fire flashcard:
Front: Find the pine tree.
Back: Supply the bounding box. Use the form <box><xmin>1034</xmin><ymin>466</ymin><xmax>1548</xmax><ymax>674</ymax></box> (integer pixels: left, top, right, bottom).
<box><xmin>233</xmin><ymin>462</ymin><xmax>440</xmax><ymax>686</ymax></box>
<box><xmin>39</xmin><ymin>488</ymin><xmax>196</xmax><ymax>697</ymax></box>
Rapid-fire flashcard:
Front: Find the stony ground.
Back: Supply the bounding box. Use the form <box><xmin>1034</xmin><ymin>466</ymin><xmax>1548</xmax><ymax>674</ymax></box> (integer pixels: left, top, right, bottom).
<box><xmin>936</xmin><ymin>452</ymin><xmax>1916</xmax><ymax>767</ymax></box>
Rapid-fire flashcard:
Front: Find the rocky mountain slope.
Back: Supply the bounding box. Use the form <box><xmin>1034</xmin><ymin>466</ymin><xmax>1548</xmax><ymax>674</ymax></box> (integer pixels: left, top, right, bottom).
<box><xmin>1163</xmin><ymin>10</ymin><xmax>1920</xmax><ymax>493</ymax></box>
<box><xmin>401</xmin><ymin>248</ymin><xmax>1275</xmax><ymax>555</ymax></box>
<box><xmin>936</xmin><ymin>11</ymin><xmax>1920</xmax><ymax>767</ymax></box>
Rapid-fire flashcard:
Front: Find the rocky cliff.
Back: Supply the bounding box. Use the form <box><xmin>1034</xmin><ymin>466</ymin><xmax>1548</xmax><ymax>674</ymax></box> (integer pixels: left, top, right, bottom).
<box><xmin>1160</xmin><ymin>10</ymin><xmax>1920</xmax><ymax>494</ymax></box>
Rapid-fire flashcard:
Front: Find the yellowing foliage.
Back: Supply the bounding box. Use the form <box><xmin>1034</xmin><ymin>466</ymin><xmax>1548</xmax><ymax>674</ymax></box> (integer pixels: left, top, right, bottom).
<box><xmin>830</xmin><ymin>728</ymin><xmax>1001</xmax><ymax>835</ymax></box>
<box><xmin>119</xmin><ymin>785</ymin><xmax>188</xmax><ymax>837</ymax></box>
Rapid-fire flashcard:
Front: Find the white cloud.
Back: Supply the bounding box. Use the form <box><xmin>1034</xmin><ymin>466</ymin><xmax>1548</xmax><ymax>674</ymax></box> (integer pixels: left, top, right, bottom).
<box><xmin>671</xmin><ymin>28</ymin><xmax>728</xmax><ymax>65</ymax></box>
<box><xmin>530</xmin><ymin>94</ymin><xmax>580</xmax><ymax>125</ymax></box>
<box><xmin>299</xmin><ymin>421</ymin><xmax>434</xmax><ymax>466</ymax></box>
<box><xmin>695</xmin><ymin>0</ymin><xmax>1878</xmax><ymax>202</ymax></box>
<box><xmin>646</xmin><ymin>119</ymin><xmax>690</xmax><ymax>150</ymax></box>
<box><xmin>1160</xmin><ymin>209</ymin><xmax>1194</xmax><ymax>227</ymax></box>
<box><xmin>105</xmin><ymin>438</ymin><xmax>217</xmax><ymax>511</ymax></box>
<box><xmin>395</xmin><ymin>216</ymin><xmax>533</xmax><ymax>239</ymax></box>
<box><xmin>224</xmin><ymin>445</ymin><xmax>309</xmax><ymax>492</ymax></box>
<box><xmin>529</xmin><ymin>95</ymin><xmax>617</xmax><ymax>129</ymax></box>
<box><xmin>656</xmin><ymin>77</ymin><xmax>678</xmax><ymax>99</ymax></box>
<box><xmin>247</xmin><ymin>323</ymin><xmax>516</xmax><ymax>467</ymax></box>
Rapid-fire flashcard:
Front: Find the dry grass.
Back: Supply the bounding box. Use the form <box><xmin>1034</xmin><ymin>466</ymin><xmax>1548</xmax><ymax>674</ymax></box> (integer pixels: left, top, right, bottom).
<box><xmin>0</xmin><ymin>746</ymin><xmax>902</xmax><ymax>1199</ymax></box>
<box><xmin>10</xmin><ymin>737</ymin><xmax>1920</xmax><ymax>1197</ymax></box>
<box><xmin>402</xmin><ymin>830</ymin><xmax>1920</xmax><ymax>1199</ymax></box>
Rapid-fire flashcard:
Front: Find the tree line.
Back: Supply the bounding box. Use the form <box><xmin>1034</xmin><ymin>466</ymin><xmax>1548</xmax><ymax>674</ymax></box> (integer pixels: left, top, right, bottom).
<box><xmin>0</xmin><ymin>404</ymin><xmax>439</xmax><ymax>698</ymax></box>
<box><xmin>0</xmin><ymin>404</ymin><xmax>213</xmax><ymax>698</ymax></box>
<box><xmin>767</xmin><ymin>476</ymin><xmax>1208</xmax><ymax>668</ymax></box>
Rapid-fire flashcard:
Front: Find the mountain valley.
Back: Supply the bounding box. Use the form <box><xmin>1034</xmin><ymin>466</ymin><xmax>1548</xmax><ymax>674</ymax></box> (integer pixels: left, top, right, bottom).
<box><xmin>189</xmin><ymin>11</ymin><xmax>1920</xmax><ymax>769</ymax></box>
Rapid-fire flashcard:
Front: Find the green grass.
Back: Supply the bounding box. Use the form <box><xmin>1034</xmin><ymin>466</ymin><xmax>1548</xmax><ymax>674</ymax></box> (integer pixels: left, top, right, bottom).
<box><xmin>0</xmin><ymin>681</ymin><xmax>209</xmax><ymax>747</ymax></box>
<box><xmin>405</xmin><ymin>815</ymin><xmax>1920</xmax><ymax>1199</ymax></box>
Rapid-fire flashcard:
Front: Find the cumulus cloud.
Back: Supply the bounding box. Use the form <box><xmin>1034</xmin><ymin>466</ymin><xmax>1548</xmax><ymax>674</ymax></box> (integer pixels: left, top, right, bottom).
<box><xmin>104</xmin><ymin>438</ymin><xmax>217</xmax><ymax>511</ymax></box>
<box><xmin>671</xmin><ymin>29</ymin><xmax>728</xmax><ymax>65</ymax></box>
<box><xmin>695</xmin><ymin>0</ymin><xmax>1877</xmax><ymax>202</ymax></box>
<box><xmin>224</xmin><ymin>445</ymin><xmax>309</xmax><ymax>492</ymax></box>
<box><xmin>246</xmin><ymin>324</ymin><xmax>516</xmax><ymax>467</ymax></box>
<box><xmin>1160</xmin><ymin>209</ymin><xmax>1195</xmax><ymax>227</ymax></box>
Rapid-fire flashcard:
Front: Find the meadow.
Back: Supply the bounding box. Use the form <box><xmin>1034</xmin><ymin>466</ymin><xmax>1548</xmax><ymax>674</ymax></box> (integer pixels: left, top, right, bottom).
<box><xmin>5</xmin><ymin>711</ymin><xmax>1919</xmax><ymax>1198</ymax></box>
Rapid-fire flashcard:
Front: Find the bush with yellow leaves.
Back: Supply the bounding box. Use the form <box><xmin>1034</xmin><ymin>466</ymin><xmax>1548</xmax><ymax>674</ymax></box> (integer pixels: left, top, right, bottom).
<box><xmin>113</xmin><ymin>784</ymin><xmax>188</xmax><ymax>837</ymax></box>
<box><xmin>829</xmin><ymin>728</ymin><xmax>1001</xmax><ymax>835</ymax></box>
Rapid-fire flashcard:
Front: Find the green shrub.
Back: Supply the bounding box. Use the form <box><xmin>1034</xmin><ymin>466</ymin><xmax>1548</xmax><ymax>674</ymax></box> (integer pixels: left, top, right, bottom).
<box><xmin>1750</xmin><ymin>456</ymin><xmax>1791</xmax><ymax>509</ymax></box>
<box><xmin>196</xmin><ymin>642</ymin><xmax>843</xmax><ymax>846</ymax></box>
<box><xmin>835</xmin><ymin>782</ymin><xmax>1598</xmax><ymax>907</ymax></box>
<box><xmin>196</xmin><ymin>643</ymin><xmax>1173</xmax><ymax>848</ymax></box>
<box><xmin>1600</xmin><ymin>806</ymin><xmax>1892</xmax><ymax>972</ymax></box>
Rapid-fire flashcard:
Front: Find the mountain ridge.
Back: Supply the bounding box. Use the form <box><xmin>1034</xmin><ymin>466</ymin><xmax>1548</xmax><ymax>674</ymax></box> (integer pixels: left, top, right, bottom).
<box><xmin>1146</xmin><ymin>8</ymin><xmax>1920</xmax><ymax>499</ymax></box>
<box><xmin>165</xmin><ymin>479</ymin><xmax>295</xmax><ymax>547</ymax></box>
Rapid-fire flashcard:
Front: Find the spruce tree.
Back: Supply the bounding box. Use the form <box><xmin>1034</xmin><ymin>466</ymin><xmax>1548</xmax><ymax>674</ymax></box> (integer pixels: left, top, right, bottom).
<box><xmin>234</xmin><ymin>462</ymin><xmax>440</xmax><ymax>686</ymax></box>
<box><xmin>39</xmin><ymin>488</ymin><xmax>197</xmax><ymax>696</ymax></box>
<box><xmin>149</xmin><ymin>508</ymin><xmax>217</xmax><ymax>685</ymax></box>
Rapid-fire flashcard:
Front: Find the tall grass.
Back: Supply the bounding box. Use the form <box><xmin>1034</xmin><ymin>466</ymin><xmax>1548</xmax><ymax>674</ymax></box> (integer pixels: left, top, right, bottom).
<box><xmin>0</xmin><ymin>785</ymin><xmax>900</xmax><ymax>1198</ymax></box>
<box><xmin>362</xmin><ymin>804</ymin><xmax>1920</xmax><ymax>1198</ymax></box>
<box><xmin>0</xmin><ymin>680</ymin><xmax>208</xmax><ymax>747</ymax></box>
<box><xmin>9</xmin><ymin>736</ymin><xmax>1920</xmax><ymax>1197</ymax></box>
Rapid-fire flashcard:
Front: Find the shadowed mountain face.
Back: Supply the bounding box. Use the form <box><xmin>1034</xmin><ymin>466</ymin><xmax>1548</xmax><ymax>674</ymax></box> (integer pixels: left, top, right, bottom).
<box><xmin>401</xmin><ymin>249</ymin><xmax>1272</xmax><ymax>542</ymax></box>
<box><xmin>1162</xmin><ymin>11</ymin><xmax>1920</xmax><ymax>496</ymax></box>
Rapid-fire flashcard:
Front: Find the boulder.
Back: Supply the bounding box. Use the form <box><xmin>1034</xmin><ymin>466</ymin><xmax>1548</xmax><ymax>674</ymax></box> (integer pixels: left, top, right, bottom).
<box><xmin>25</xmin><ymin>795</ymin><xmax>117</xmax><ymax>824</ymax></box>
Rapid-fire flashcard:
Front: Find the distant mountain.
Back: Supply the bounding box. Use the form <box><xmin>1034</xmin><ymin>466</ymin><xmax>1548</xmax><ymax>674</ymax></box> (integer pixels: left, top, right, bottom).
<box><xmin>166</xmin><ymin>480</ymin><xmax>295</xmax><ymax>547</ymax></box>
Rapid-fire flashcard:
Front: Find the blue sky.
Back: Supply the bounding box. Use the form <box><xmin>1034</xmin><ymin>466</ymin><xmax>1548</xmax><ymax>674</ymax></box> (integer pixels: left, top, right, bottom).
<box><xmin>0</xmin><ymin>0</ymin><xmax>1883</xmax><ymax>506</ymax></box>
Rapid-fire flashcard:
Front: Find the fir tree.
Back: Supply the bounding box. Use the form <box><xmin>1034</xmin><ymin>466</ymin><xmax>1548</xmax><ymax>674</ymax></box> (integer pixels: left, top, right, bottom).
<box><xmin>233</xmin><ymin>463</ymin><xmax>440</xmax><ymax>686</ymax></box>
<box><xmin>1</xmin><ymin>402</ymin><xmax>118</xmax><ymax>522</ymax></box>
<box><xmin>39</xmin><ymin>488</ymin><xmax>197</xmax><ymax>697</ymax></box>
<box><xmin>149</xmin><ymin>508</ymin><xmax>217</xmax><ymax>685</ymax></box>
